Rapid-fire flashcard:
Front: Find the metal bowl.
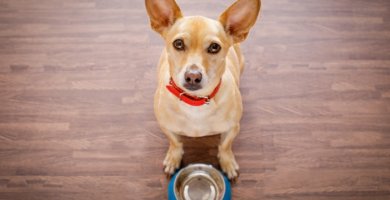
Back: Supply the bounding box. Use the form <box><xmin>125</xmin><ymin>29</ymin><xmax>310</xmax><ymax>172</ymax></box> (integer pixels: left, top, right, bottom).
<box><xmin>173</xmin><ymin>164</ymin><xmax>226</xmax><ymax>200</ymax></box>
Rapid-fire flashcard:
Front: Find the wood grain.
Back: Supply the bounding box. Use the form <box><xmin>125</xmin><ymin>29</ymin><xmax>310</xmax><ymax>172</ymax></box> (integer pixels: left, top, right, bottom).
<box><xmin>0</xmin><ymin>0</ymin><xmax>389</xmax><ymax>199</ymax></box>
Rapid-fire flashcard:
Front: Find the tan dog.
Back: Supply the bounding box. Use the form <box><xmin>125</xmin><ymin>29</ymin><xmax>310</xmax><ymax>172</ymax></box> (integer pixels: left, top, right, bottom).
<box><xmin>145</xmin><ymin>0</ymin><xmax>261</xmax><ymax>179</ymax></box>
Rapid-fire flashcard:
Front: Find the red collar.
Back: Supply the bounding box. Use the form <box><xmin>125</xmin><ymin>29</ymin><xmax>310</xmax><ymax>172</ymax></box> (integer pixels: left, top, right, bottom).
<box><xmin>166</xmin><ymin>78</ymin><xmax>221</xmax><ymax>106</ymax></box>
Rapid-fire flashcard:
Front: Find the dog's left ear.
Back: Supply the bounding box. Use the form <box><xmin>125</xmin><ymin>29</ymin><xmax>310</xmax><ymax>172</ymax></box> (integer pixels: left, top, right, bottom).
<box><xmin>145</xmin><ymin>0</ymin><xmax>182</xmax><ymax>35</ymax></box>
<box><xmin>219</xmin><ymin>0</ymin><xmax>261</xmax><ymax>43</ymax></box>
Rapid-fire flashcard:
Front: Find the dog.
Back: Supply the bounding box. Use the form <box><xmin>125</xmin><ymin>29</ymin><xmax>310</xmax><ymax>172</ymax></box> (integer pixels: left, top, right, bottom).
<box><xmin>145</xmin><ymin>0</ymin><xmax>261</xmax><ymax>179</ymax></box>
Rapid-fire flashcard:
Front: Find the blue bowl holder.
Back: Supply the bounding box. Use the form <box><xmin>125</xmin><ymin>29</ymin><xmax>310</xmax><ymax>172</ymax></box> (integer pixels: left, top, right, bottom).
<box><xmin>168</xmin><ymin>171</ymin><xmax>231</xmax><ymax>200</ymax></box>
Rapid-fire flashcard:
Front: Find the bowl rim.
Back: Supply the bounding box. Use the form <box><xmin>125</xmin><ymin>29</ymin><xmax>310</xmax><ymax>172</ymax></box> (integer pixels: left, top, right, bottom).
<box><xmin>173</xmin><ymin>163</ymin><xmax>226</xmax><ymax>200</ymax></box>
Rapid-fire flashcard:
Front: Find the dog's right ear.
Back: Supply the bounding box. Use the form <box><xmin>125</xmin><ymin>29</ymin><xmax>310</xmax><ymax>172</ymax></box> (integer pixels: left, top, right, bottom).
<box><xmin>145</xmin><ymin>0</ymin><xmax>182</xmax><ymax>35</ymax></box>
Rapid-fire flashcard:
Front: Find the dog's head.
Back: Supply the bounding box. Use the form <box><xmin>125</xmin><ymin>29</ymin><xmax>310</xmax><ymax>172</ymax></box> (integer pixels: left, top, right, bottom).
<box><xmin>146</xmin><ymin>0</ymin><xmax>261</xmax><ymax>95</ymax></box>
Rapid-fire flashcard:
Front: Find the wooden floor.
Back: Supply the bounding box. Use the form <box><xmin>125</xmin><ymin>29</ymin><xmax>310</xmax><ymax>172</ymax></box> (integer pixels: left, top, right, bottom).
<box><xmin>0</xmin><ymin>0</ymin><xmax>390</xmax><ymax>199</ymax></box>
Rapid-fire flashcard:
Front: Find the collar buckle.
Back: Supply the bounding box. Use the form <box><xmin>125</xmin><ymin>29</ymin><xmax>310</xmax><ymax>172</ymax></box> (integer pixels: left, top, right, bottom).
<box><xmin>200</xmin><ymin>96</ymin><xmax>210</xmax><ymax>105</ymax></box>
<box><xmin>179</xmin><ymin>92</ymin><xmax>185</xmax><ymax>101</ymax></box>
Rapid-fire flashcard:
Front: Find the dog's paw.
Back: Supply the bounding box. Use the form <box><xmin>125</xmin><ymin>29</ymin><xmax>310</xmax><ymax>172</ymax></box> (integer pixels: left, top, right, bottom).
<box><xmin>163</xmin><ymin>147</ymin><xmax>183</xmax><ymax>175</ymax></box>
<box><xmin>218</xmin><ymin>151</ymin><xmax>239</xmax><ymax>180</ymax></box>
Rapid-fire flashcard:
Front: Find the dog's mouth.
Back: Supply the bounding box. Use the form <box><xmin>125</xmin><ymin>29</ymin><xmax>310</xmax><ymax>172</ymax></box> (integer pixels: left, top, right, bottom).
<box><xmin>183</xmin><ymin>83</ymin><xmax>202</xmax><ymax>91</ymax></box>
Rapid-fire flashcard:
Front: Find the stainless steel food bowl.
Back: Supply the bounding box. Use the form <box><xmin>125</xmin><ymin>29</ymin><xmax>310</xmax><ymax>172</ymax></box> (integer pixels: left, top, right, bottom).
<box><xmin>173</xmin><ymin>164</ymin><xmax>226</xmax><ymax>200</ymax></box>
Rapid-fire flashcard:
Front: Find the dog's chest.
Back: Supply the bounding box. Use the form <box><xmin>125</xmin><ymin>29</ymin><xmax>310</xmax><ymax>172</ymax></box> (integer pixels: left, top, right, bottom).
<box><xmin>167</xmin><ymin>103</ymin><xmax>232</xmax><ymax>137</ymax></box>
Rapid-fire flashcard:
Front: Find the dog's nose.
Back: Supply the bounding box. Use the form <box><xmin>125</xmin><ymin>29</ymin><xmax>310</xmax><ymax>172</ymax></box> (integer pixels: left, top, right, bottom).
<box><xmin>184</xmin><ymin>71</ymin><xmax>202</xmax><ymax>85</ymax></box>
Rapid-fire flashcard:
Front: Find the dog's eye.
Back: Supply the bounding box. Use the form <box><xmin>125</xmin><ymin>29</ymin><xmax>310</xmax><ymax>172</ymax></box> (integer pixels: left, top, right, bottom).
<box><xmin>207</xmin><ymin>43</ymin><xmax>221</xmax><ymax>54</ymax></box>
<box><xmin>173</xmin><ymin>39</ymin><xmax>185</xmax><ymax>51</ymax></box>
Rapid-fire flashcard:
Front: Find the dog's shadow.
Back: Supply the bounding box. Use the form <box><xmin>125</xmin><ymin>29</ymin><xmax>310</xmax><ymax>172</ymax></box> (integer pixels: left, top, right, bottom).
<box><xmin>180</xmin><ymin>135</ymin><xmax>221</xmax><ymax>169</ymax></box>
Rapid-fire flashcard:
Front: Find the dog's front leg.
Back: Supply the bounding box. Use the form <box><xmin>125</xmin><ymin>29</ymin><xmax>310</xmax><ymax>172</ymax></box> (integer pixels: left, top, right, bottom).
<box><xmin>161</xmin><ymin>128</ymin><xmax>183</xmax><ymax>176</ymax></box>
<box><xmin>219</xmin><ymin>124</ymin><xmax>240</xmax><ymax>180</ymax></box>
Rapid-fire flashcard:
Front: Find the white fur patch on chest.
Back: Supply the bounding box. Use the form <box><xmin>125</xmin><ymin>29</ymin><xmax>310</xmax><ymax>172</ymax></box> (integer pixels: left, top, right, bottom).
<box><xmin>167</xmin><ymin>102</ymin><xmax>232</xmax><ymax>137</ymax></box>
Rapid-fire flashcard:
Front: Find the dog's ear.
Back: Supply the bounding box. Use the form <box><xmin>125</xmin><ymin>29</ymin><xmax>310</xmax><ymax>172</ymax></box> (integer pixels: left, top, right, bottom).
<box><xmin>219</xmin><ymin>0</ymin><xmax>261</xmax><ymax>43</ymax></box>
<box><xmin>145</xmin><ymin>0</ymin><xmax>182</xmax><ymax>35</ymax></box>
